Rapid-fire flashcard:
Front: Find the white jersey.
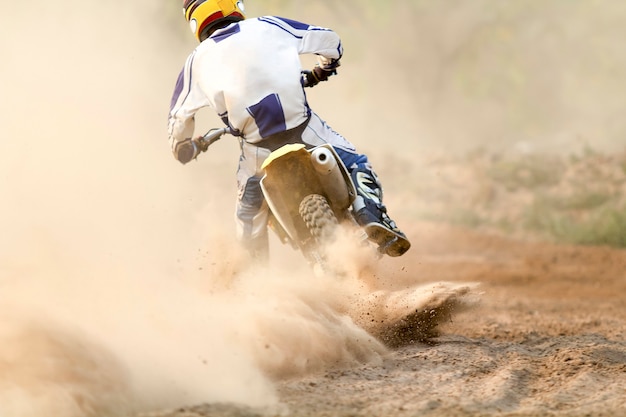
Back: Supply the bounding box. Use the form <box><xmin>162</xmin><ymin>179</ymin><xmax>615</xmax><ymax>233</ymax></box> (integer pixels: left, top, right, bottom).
<box><xmin>168</xmin><ymin>16</ymin><xmax>344</xmax><ymax>162</ymax></box>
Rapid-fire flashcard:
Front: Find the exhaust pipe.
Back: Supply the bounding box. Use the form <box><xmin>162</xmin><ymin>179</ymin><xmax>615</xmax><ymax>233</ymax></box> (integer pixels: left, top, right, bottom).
<box><xmin>310</xmin><ymin>147</ymin><xmax>351</xmax><ymax>210</ymax></box>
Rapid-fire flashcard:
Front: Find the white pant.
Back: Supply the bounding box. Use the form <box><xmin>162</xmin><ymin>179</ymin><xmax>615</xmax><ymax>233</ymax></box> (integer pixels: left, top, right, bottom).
<box><xmin>235</xmin><ymin>112</ymin><xmax>358</xmax><ymax>242</ymax></box>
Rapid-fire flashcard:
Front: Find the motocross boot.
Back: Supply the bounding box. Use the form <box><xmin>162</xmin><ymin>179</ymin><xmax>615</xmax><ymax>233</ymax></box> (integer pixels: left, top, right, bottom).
<box><xmin>351</xmin><ymin>167</ymin><xmax>411</xmax><ymax>257</ymax></box>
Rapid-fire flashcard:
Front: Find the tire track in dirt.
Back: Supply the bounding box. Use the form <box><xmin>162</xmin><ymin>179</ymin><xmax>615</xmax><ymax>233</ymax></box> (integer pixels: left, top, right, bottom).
<box><xmin>144</xmin><ymin>222</ymin><xmax>626</xmax><ymax>417</ymax></box>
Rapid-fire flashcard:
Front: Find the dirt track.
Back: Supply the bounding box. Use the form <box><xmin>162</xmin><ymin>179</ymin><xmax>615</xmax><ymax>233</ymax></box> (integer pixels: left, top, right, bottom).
<box><xmin>144</xmin><ymin>222</ymin><xmax>626</xmax><ymax>417</ymax></box>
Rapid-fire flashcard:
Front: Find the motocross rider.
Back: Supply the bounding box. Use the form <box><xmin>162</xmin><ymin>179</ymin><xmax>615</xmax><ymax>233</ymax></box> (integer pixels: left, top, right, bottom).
<box><xmin>168</xmin><ymin>0</ymin><xmax>411</xmax><ymax>260</ymax></box>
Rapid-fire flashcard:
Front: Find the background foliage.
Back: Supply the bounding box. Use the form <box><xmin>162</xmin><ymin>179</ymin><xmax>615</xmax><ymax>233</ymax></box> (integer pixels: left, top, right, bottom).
<box><xmin>164</xmin><ymin>1</ymin><xmax>626</xmax><ymax>247</ymax></box>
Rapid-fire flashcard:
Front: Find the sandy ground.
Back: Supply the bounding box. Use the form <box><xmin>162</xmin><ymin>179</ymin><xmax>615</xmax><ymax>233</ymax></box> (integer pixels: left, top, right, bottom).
<box><xmin>141</xmin><ymin>222</ymin><xmax>626</xmax><ymax>417</ymax></box>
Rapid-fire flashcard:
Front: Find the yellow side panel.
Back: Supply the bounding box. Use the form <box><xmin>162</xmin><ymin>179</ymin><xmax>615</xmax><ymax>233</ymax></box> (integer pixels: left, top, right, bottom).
<box><xmin>261</xmin><ymin>144</ymin><xmax>306</xmax><ymax>170</ymax></box>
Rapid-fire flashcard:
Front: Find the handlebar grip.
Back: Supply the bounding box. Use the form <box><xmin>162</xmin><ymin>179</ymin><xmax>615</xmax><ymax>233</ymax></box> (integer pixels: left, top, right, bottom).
<box><xmin>203</xmin><ymin>127</ymin><xmax>229</xmax><ymax>141</ymax></box>
<box><xmin>199</xmin><ymin>127</ymin><xmax>231</xmax><ymax>151</ymax></box>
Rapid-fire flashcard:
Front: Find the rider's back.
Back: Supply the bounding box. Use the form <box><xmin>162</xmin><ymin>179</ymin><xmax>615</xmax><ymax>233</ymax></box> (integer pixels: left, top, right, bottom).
<box><xmin>190</xmin><ymin>16</ymin><xmax>334</xmax><ymax>142</ymax></box>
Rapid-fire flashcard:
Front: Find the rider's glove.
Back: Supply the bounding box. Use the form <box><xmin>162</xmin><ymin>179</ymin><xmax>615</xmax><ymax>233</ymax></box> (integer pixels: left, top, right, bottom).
<box><xmin>174</xmin><ymin>138</ymin><xmax>201</xmax><ymax>164</ymax></box>
<box><xmin>192</xmin><ymin>136</ymin><xmax>209</xmax><ymax>153</ymax></box>
<box><xmin>301</xmin><ymin>67</ymin><xmax>325</xmax><ymax>88</ymax></box>
<box><xmin>318</xmin><ymin>56</ymin><xmax>341</xmax><ymax>72</ymax></box>
<box><xmin>301</xmin><ymin>63</ymin><xmax>339</xmax><ymax>88</ymax></box>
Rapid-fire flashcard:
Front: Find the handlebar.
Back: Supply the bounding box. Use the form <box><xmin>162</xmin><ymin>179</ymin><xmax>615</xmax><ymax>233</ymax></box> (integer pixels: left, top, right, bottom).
<box><xmin>198</xmin><ymin>127</ymin><xmax>232</xmax><ymax>151</ymax></box>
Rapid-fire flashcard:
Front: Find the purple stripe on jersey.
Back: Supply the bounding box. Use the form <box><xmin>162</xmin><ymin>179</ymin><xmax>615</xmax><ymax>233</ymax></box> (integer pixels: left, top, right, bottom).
<box><xmin>258</xmin><ymin>16</ymin><xmax>307</xmax><ymax>38</ymax></box>
<box><xmin>169</xmin><ymin>68</ymin><xmax>185</xmax><ymax>112</ymax></box>
<box><xmin>247</xmin><ymin>94</ymin><xmax>286</xmax><ymax>138</ymax></box>
<box><xmin>211</xmin><ymin>23</ymin><xmax>241</xmax><ymax>43</ymax></box>
<box><xmin>169</xmin><ymin>52</ymin><xmax>196</xmax><ymax>118</ymax></box>
<box><xmin>273</xmin><ymin>17</ymin><xmax>310</xmax><ymax>30</ymax></box>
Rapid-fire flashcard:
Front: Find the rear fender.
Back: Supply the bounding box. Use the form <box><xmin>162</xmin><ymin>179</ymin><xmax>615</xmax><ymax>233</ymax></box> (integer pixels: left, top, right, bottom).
<box><xmin>260</xmin><ymin>143</ymin><xmax>356</xmax><ymax>245</ymax></box>
<box><xmin>260</xmin><ymin>144</ymin><xmax>323</xmax><ymax>243</ymax></box>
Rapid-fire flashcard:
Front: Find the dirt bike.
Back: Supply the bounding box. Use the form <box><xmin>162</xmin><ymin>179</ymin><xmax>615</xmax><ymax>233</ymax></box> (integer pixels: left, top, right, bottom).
<box><xmin>198</xmin><ymin>127</ymin><xmax>405</xmax><ymax>273</ymax></box>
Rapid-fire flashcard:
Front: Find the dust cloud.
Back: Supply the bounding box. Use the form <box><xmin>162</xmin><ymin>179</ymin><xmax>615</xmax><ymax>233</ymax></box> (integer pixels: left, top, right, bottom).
<box><xmin>269</xmin><ymin>1</ymin><xmax>626</xmax><ymax>156</ymax></box>
<box><xmin>4</xmin><ymin>1</ymin><xmax>617</xmax><ymax>416</ymax></box>
<box><xmin>0</xmin><ymin>2</ymin><xmax>459</xmax><ymax>415</ymax></box>
<box><xmin>0</xmin><ymin>1</ymin><xmax>280</xmax><ymax>413</ymax></box>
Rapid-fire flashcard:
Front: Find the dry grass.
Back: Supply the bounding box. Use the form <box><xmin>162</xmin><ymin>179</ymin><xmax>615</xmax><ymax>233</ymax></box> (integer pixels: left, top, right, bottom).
<box><xmin>391</xmin><ymin>147</ymin><xmax>626</xmax><ymax>248</ymax></box>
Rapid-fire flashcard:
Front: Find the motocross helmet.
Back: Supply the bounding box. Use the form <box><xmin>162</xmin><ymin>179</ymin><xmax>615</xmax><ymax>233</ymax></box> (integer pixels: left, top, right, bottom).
<box><xmin>183</xmin><ymin>0</ymin><xmax>246</xmax><ymax>42</ymax></box>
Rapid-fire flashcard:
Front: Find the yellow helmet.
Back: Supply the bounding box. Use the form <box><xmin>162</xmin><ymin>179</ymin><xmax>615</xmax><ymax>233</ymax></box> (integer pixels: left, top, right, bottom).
<box><xmin>183</xmin><ymin>0</ymin><xmax>246</xmax><ymax>42</ymax></box>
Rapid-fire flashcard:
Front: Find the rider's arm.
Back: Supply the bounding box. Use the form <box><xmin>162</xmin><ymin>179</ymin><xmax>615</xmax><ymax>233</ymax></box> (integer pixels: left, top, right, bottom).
<box><xmin>258</xmin><ymin>16</ymin><xmax>343</xmax><ymax>63</ymax></box>
<box><xmin>168</xmin><ymin>113</ymin><xmax>200</xmax><ymax>165</ymax></box>
<box><xmin>260</xmin><ymin>16</ymin><xmax>341</xmax><ymax>88</ymax></box>
<box><xmin>167</xmin><ymin>53</ymin><xmax>207</xmax><ymax>165</ymax></box>
<box><xmin>168</xmin><ymin>127</ymin><xmax>199</xmax><ymax>165</ymax></box>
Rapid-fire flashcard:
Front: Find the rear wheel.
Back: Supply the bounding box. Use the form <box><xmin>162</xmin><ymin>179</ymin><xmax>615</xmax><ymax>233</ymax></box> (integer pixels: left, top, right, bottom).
<box><xmin>299</xmin><ymin>194</ymin><xmax>338</xmax><ymax>273</ymax></box>
<box><xmin>299</xmin><ymin>194</ymin><xmax>338</xmax><ymax>244</ymax></box>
